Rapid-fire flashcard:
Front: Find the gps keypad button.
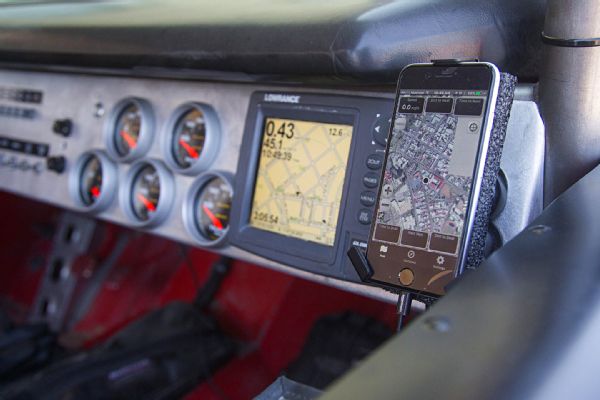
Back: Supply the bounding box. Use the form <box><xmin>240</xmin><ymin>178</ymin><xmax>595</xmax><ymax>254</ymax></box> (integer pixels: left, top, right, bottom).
<box><xmin>363</xmin><ymin>172</ymin><xmax>379</xmax><ymax>188</ymax></box>
<box><xmin>357</xmin><ymin>209</ymin><xmax>372</xmax><ymax>225</ymax></box>
<box><xmin>360</xmin><ymin>191</ymin><xmax>376</xmax><ymax>207</ymax></box>
<box><xmin>371</xmin><ymin>114</ymin><xmax>392</xmax><ymax>147</ymax></box>
<box><xmin>366</xmin><ymin>153</ymin><xmax>384</xmax><ymax>170</ymax></box>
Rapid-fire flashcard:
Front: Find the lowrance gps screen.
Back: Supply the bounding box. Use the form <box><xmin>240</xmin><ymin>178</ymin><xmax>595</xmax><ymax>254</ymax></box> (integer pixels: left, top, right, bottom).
<box><xmin>249</xmin><ymin>117</ymin><xmax>353</xmax><ymax>246</ymax></box>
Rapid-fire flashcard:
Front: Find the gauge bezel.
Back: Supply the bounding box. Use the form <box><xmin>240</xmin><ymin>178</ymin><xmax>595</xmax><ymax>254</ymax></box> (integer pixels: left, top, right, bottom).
<box><xmin>104</xmin><ymin>97</ymin><xmax>155</xmax><ymax>162</ymax></box>
<box><xmin>120</xmin><ymin>159</ymin><xmax>175</xmax><ymax>227</ymax></box>
<box><xmin>162</xmin><ymin>102</ymin><xmax>221</xmax><ymax>175</ymax></box>
<box><xmin>183</xmin><ymin>171</ymin><xmax>233</xmax><ymax>247</ymax></box>
<box><xmin>68</xmin><ymin>150</ymin><xmax>118</xmax><ymax>213</ymax></box>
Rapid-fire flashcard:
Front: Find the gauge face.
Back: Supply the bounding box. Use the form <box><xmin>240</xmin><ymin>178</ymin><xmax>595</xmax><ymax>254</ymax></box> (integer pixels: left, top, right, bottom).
<box><xmin>171</xmin><ymin>108</ymin><xmax>207</xmax><ymax>169</ymax></box>
<box><xmin>113</xmin><ymin>102</ymin><xmax>142</xmax><ymax>157</ymax></box>
<box><xmin>70</xmin><ymin>151</ymin><xmax>117</xmax><ymax>212</ymax></box>
<box><xmin>78</xmin><ymin>154</ymin><xmax>103</xmax><ymax>206</ymax></box>
<box><xmin>130</xmin><ymin>164</ymin><xmax>161</xmax><ymax>221</ymax></box>
<box><xmin>194</xmin><ymin>177</ymin><xmax>232</xmax><ymax>241</ymax></box>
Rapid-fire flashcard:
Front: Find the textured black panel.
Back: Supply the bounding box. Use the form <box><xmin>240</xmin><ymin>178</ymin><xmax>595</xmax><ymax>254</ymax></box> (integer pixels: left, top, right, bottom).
<box><xmin>465</xmin><ymin>73</ymin><xmax>517</xmax><ymax>272</ymax></box>
<box><xmin>0</xmin><ymin>0</ymin><xmax>546</xmax><ymax>81</ymax></box>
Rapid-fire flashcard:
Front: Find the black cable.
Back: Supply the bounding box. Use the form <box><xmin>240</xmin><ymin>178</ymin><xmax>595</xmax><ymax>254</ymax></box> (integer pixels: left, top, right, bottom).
<box><xmin>396</xmin><ymin>314</ymin><xmax>405</xmax><ymax>332</ymax></box>
<box><xmin>179</xmin><ymin>244</ymin><xmax>200</xmax><ymax>290</ymax></box>
<box><xmin>193</xmin><ymin>257</ymin><xmax>232</xmax><ymax>311</ymax></box>
<box><xmin>396</xmin><ymin>292</ymin><xmax>413</xmax><ymax>333</ymax></box>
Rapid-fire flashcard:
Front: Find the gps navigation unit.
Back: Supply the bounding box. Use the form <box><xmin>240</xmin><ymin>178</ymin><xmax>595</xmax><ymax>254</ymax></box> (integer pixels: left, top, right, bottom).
<box><xmin>230</xmin><ymin>91</ymin><xmax>393</xmax><ymax>279</ymax></box>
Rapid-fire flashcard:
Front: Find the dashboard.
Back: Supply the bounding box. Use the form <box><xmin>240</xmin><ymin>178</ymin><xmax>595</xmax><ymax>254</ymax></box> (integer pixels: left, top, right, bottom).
<box><xmin>5</xmin><ymin>1</ymin><xmax>600</xmax><ymax>398</ymax></box>
<box><xmin>0</xmin><ymin>68</ymin><xmax>544</xmax><ymax>302</ymax></box>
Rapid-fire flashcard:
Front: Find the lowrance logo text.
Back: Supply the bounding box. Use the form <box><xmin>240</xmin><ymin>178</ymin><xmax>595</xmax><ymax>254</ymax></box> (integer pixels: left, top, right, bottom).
<box><xmin>263</xmin><ymin>94</ymin><xmax>300</xmax><ymax>104</ymax></box>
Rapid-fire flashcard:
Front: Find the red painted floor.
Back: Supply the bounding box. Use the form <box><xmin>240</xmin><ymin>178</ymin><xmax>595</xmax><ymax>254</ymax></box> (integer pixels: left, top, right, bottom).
<box><xmin>0</xmin><ymin>192</ymin><xmax>397</xmax><ymax>399</ymax></box>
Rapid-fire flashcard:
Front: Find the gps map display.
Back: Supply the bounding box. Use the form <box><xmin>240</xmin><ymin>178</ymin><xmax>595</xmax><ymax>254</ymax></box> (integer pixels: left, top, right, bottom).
<box><xmin>250</xmin><ymin>117</ymin><xmax>353</xmax><ymax>246</ymax></box>
<box><xmin>368</xmin><ymin>90</ymin><xmax>488</xmax><ymax>295</ymax></box>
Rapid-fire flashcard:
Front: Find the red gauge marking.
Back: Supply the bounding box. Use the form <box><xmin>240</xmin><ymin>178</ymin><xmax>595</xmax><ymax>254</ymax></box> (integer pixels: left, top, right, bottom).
<box><xmin>202</xmin><ymin>204</ymin><xmax>223</xmax><ymax>230</ymax></box>
<box><xmin>136</xmin><ymin>193</ymin><xmax>157</xmax><ymax>212</ymax></box>
<box><xmin>90</xmin><ymin>186</ymin><xmax>101</xmax><ymax>198</ymax></box>
<box><xmin>120</xmin><ymin>130</ymin><xmax>138</xmax><ymax>149</ymax></box>
<box><xmin>179</xmin><ymin>138</ymin><xmax>199</xmax><ymax>159</ymax></box>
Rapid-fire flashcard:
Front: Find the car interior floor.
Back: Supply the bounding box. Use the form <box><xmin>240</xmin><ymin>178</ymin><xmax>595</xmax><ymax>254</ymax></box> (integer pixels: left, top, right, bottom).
<box><xmin>0</xmin><ymin>191</ymin><xmax>398</xmax><ymax>399</ymax></box>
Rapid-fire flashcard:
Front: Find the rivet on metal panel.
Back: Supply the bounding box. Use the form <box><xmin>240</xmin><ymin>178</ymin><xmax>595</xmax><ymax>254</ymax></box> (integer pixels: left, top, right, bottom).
<box><xmin>94</xmin><ymin>102</ymin><xmax>105</xmax><ymax>118</ymax></box>
<box><xmin>423</xmin><ymin>316</ymin><xmax>451</xmax><ymax>333</ymax></box>
<box><xmin>529</xmin><ymin>225</ymin><xmax>551</xmax><ymax>235</ymax></box>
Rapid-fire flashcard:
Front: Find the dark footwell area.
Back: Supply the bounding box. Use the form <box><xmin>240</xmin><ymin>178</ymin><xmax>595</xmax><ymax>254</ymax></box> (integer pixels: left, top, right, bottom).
<box><xmin>0</xmin><ymin>192</ymin><xmax>397</xmax><ymax>399</ymax></box>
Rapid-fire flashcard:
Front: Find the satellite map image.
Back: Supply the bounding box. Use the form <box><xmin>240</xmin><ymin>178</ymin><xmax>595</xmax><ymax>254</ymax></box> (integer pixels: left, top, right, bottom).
<box><xmin>376</xmin><ymin>111</ymin><xmax>473</xmax><ymax>239</ymax></box>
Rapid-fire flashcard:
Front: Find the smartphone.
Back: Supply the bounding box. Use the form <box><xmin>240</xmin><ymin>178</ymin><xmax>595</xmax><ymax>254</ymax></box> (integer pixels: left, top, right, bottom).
<box><xmin>366</xmin><ymin>62</ymin><xmax>500</xmax><ymax>297</ymax></box>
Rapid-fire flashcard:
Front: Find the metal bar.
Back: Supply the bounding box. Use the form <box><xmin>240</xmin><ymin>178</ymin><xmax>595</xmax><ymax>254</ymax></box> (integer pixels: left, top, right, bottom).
<box><xmin>65</xmin><ymin>232</ymin><xmax>130</xmax><ymax>330</ymax></box>
<box><xmin>322</xmin><ymin>164</ymin><xmax>600</xmax><ymax>400</ymax></box>
<box><xmin>539</xmin><ymin>0</ymin><xmax>600</xmax><ymax>204</ymax></box>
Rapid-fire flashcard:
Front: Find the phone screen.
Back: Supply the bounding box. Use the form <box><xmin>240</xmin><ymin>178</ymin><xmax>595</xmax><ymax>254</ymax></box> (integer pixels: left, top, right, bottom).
<box><xmin>367</xmin><ymin>64</ymin><xmax>495</xmax><ymax>296</ymax></box>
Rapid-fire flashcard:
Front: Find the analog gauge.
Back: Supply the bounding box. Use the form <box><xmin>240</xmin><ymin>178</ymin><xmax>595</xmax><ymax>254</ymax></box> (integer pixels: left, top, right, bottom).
<box><xmin>164</xmin><ymin>103</ymin><xmax>221</xmax><ymax>174</ymax></box>
<box><xmin>184</xmin><ymin>172</ymin><xmax>233</xmax><ymax>246</ymax></box>
<box><xmin>69</xmin><ymin>150</ymin><xmax>117</xmax><ymax>212</ymax></box>
<box><xmin>195</xmin><ymin>177</ymin><xmax>232</xmax><ymax>240</ymax></box>
<box><xmin>130</xmin><ymin>164</ymin><xmax>161</xmax><ymax>221</ymax></box>
<box><xmin>172</xmin><ymin>108</ymin><xmax>206</xmax><ymax>168</ymax></box>
<box><xmin>105</xmin><ymin>98</ymin><xmax>154</xmax><ymax>162</ymax></box>
<box><xmin>121</xmin><ymin>160</ymin><xmax>174</xmax><ymax>226</ymax></box>
<box><xmin>114</xmin><ymin>102</ymin><xmax>142</xmax><ymax>157</ymax></box>
<box><xmin>79</xmin><ymin>154</ymin><xmax>103</xmax><ymax>206</ymax></box>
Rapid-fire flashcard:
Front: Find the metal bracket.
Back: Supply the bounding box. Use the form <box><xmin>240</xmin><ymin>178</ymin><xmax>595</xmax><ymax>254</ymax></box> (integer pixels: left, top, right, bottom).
<box><xmin>30</xmin><ymin>212</ymin><xmax>96</xmax><ymax>332</ymax></box>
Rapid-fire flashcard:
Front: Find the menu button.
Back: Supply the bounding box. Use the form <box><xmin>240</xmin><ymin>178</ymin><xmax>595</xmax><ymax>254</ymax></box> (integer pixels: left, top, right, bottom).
<box><xmin>360</xmin><ymin>191</ymin><xmax>376</xmax><ymax>207</ymax></box>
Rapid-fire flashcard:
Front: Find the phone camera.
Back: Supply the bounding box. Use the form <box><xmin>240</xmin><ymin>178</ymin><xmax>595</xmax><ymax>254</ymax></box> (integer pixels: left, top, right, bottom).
<box><xmin>442</xmin><ymin>67</ymin><xmax>457</xmax><ymax>75</ymax></box>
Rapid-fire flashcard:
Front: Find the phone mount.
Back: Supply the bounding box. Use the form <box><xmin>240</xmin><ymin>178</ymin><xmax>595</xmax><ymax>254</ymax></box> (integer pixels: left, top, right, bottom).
<box><xmin>431</xmin><ymin>58</ymin><xmax>479</xmax><ymax>65</ymax></box>
<box><xmin>348</xmin><ymin>61</ymin><xmax>518</xmax><ymax>320</ymax></box>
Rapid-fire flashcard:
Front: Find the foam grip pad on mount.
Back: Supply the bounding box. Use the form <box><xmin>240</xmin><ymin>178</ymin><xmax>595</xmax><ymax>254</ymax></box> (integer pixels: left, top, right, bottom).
<box><xmin>464</xmin><ymin>73</ymin><xmax>517</xmax><ymax>272</ymax></box>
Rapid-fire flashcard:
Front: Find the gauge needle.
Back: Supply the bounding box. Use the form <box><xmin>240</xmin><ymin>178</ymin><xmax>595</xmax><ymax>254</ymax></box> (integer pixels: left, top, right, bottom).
<box><xmin>202</xmin><ymin>205</ymin><xmax>223</xmax><ymax>230</ymax></box>
<box><xmin>90</xmin><ymin>186</ymin><xmax>101</xmax><ymax>198</ymax></box>
<box><xmin>179</xmin><ymin>139</ymin><xmax>199</xmax><ymax>159</ymax></box>
<box><xmin>120</xmin><ymin>130</ymin><xmax>137</xmax><ymax>149</ymax></box>
<box><xmin>137</xmin><ymin>193</ymin><xmax>156</xmax><ymax>212</ymax></box>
